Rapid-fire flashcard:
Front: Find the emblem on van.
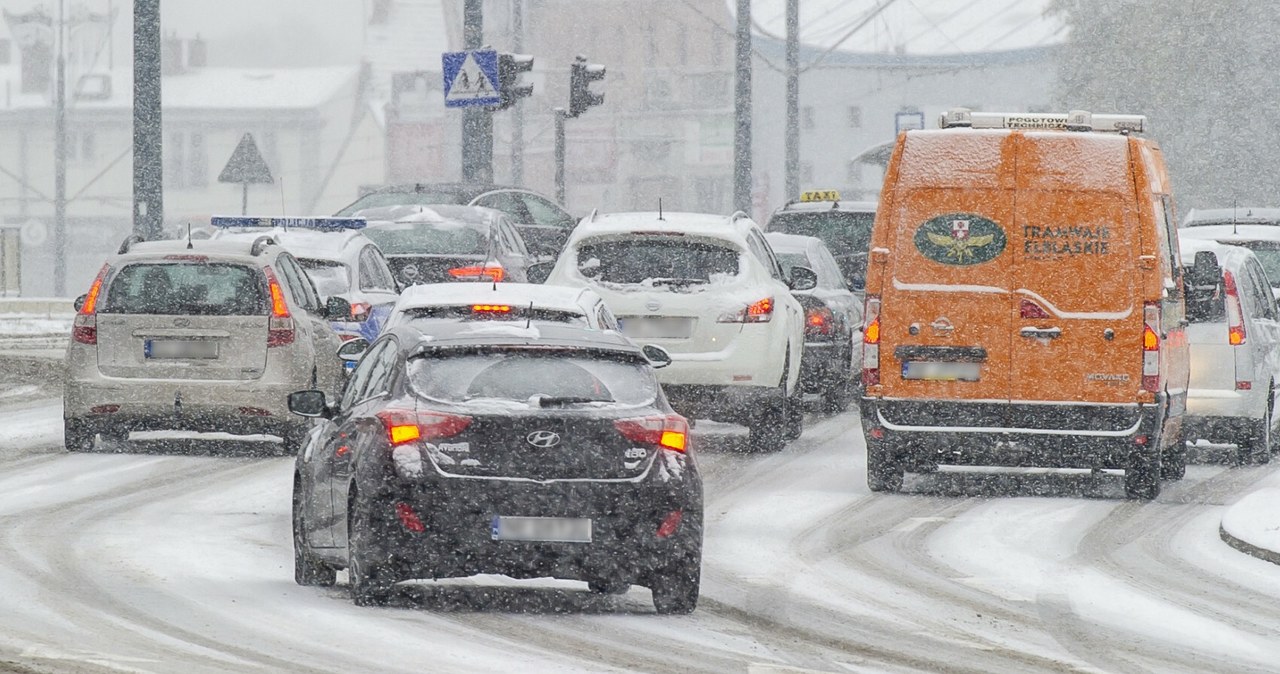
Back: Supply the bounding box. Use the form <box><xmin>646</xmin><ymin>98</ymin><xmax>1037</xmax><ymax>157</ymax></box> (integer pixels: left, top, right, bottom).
<box><xmin>914</xmin><ymin>213</ymin><xmax>1006</xmax><ymax>266</ymax></box>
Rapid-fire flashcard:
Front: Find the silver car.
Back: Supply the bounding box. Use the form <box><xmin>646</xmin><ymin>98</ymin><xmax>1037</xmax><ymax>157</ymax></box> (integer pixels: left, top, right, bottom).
<box><xmin>63</xmin><ymin>235</ymin><xmax>348</xmax><ymax>452</ymax></box>
<box><xmin>1178</xmin><ymin>235</ymin><xmax>1280</xmax><ymax>468</ymax></box>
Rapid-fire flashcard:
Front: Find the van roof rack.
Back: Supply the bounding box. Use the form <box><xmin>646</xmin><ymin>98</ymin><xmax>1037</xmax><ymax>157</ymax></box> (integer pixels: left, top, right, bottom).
<box><xmin>939</xmin><ymin>108</ymin><xmax>1145</xmax><ymax>134</ymax></box>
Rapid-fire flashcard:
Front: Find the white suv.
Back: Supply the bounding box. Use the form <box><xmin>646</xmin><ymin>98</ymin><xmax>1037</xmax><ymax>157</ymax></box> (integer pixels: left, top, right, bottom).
<box><xmin>543</xmin><ymin>211</ymin><xmax>815</xmax><ymax>449</ymax></box>
<box><xmin>63</xmin><ymin>235</ymin><xmax>348</xmax><ymax>453</ymax></box>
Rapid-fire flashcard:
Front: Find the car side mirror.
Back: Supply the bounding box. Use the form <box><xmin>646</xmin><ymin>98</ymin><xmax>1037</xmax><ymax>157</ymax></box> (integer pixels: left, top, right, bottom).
<box><xmin>846</xmin><ymin>276</ymin><xmax>865</xmax><ymax>291</ymax></box>
<box><xmin>288</xmin><ymin>390</ymin><xmax>330</xmax><ymax>418</ymax></box>
<box><xmin>788</xmin><ymin>266</ymin><xmax>818</xmax><ymax>291</ymax></box>
<box><xmin>337</xmin><ymin>338</ymin><xmax>369</xmax><ymax>364</ymax></box>
<box><xmin>73</xmin><ymin>294</ymin><xmax>87</xmax><ymax>312</ymax></box>
<box><xmin>642</xmin><ymin>344</ymin><xmax>673</xmax><ymax>369</ymax></box>
<box><xmin>527</xmin><ymin>261</ymin><xmax>554</xmax><ymax>285</ymax></box>
<box><xmin>324</xmin><ymin>296</ymin><xmax>353</xmax><ymax>321</ymax></box>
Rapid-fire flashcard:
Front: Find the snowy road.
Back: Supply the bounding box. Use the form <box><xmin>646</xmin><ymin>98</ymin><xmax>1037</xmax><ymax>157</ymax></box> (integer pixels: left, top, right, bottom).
<box><xmin>2</xmin><ymin>397</ymin><xmax>1279</xmax><ymax>673</ymax></box>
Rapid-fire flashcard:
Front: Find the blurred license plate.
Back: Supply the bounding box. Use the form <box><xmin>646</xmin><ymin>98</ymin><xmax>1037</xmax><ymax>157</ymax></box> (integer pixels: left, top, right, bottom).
<box><xmin>902</xmin><ymin>361</ymin><xmax>979</xmax><ymax>381</ymax></box>
<box><xmin>619</xmin><ymin>317</ymin><xmax>694</xmax><ymax>339</ymax></box>
<box><xmin>145</xmin><ymin>339</ymin><xmax>219</xmax><ymax>359</ymax></box>
<box><xmin>491</xmin><ymin>516</ymin><xmax>592</xmax><ymax>543</ymax></box>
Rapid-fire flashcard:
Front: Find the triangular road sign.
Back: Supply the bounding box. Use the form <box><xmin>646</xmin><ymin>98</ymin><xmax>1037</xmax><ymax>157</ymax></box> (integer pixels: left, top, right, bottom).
<box><xmin>218</xmin><ymin>133</ymin><xmax>274</xmax><ymax>184</ymax></box>
<box><xmin>443</xmin><ymin>50</ymin><xmax>501</xmax><ymax>107</ymax></box>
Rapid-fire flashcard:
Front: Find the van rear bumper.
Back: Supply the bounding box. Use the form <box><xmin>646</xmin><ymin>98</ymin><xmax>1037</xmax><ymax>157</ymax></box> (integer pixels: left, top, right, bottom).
<box><xmin>860</xmin><ymin>397</ymin><xmax>1167</xmax><ymax>469</ymax></box>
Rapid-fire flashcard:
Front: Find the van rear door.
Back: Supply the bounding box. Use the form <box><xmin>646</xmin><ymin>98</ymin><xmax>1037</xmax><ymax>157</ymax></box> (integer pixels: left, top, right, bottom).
<box><xmin>1009</xmin><ymin>133</ymin><xmax>1139</xmax><ymax>409</ymax></box>
<box><xmin>879</xmin><ymin>131</ymin><xmax>1016</xmax><ymax>414</ymax></box>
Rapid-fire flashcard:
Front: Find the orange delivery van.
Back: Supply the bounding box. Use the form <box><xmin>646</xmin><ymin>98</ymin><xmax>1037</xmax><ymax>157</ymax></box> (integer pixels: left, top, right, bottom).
<box><xmin>859</xmin><ymin>109</ymin><xmax>1189</xmax><ymax>500</ymax></box>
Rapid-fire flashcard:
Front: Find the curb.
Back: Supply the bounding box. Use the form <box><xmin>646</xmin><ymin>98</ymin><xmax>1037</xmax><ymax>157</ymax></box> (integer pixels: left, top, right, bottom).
<box><xmin>1219</xmin><ymin>523</ymin><xmax>1280</xmax><ymax>567</ymax></box>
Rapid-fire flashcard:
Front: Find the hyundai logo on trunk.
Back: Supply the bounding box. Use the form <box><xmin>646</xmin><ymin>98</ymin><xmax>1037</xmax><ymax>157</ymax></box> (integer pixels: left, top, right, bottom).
<box><xmin>526</xmin><ymin>430</ymin><xmax>561</xmax><ymax>448</ymax></box>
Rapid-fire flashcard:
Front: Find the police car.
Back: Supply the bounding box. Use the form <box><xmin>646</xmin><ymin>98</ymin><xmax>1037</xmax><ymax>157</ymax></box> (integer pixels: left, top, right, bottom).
<box><xmin>210</xmin><ymin>216</ymin><xmax>400</xmax><ymax>342</ymax></box>
<box><xmin>766</xmin><ymin>190</ymin><xmax>877</xmax><ymax>291</ymax></box>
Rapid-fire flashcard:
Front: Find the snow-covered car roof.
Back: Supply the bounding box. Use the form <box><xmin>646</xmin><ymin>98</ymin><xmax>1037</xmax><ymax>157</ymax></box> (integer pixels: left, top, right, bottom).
<box><xmin>772</xmin><ymin>199</ymin><xmax>877</xmax><ymax>215</ymax></box>
<box><xmin>763</xmin><ymin>231</ymin><xmax>823</xmax><ymax>254</ymax></box>
<box><xmin>395</xmin><ymin>282</ymin><xmax>598</xmax><ymax>315</ymax></box>
<box><xmin>364</xmin><ymin>204</ymin><xmax>509</xmax><ymax>227</ymax></box>
<box><xmin>1178</xmin><ymin>236</ymin><xmax>1256</xmax><ymax>269</ymax></box>
<box><xmin>1178</xmin><ymin>224</ymin><xmax>1280</xmax><ymax>245</ymax></box>
<box><xmin>1183</xmin><ymin>207</ymin><xmax>1280</xmax><ymax>228</ymax></box>
<box><xmin>211</xmin><ymin>227</ymin><xmax>372</xmax><ymax>265</ymax></box>
<box><xmin>568</xmin><ymin>211</ymin><xmax>753</xmax><ymax>249</ymax></box>
<box><xmin>117</xmin><ymin>238</ymin><xmax>280</xmax><ymax>263</ymax></box>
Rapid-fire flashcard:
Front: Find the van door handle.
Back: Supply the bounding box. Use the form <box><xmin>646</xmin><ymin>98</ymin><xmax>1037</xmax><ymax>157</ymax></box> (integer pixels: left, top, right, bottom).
<box><xmin>930</xmin><ymin>320</ymin><xmax>954</xmax><ymax>332</ymax></box>
<box><xmin>1020</xmin><ymin>327</ymin><xmax>1062</xmax><ymax>339</ymax></box>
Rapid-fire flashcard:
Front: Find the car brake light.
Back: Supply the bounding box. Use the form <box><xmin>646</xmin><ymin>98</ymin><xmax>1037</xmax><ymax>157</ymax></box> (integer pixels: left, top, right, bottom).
<box><xmin>804</xmin><ymin>305</ymin><xmax>834</xmax><ymax>336</ymax></box>
<box><xmin>718</xmin><ymin>297</ymin><xmax>773</xmax><ymax>323</ymax></box>
<box><xmin>377</xmin><ymin>409</ymin><xmax>472</xmax><ymax>446</ymax></box>
<box><xmin>472</xmin><ymin>304</ymin><xmax>512</xmax><ymax>313</ymax></box>
<box><xmin>862</xmin><ymin>295</ymin><xmax>881</xmax><ymax>386</ymax></box>
<box><xmin>656</xmin><ymin>510</ymin><xmax>683</xmax><ymax>539</ymax></box>
<box><xmin>1224</xmin><ymin>270</ymin><xmax>1247</xmax><ymax>346</ymax></box>
<box><xmin>448</xmin><ymin>265</ymin><xmax>505</xmax><ymax>282</ymax></box>
<box><xmin>349</xmin><ymin>302</ymin><xmax>372</xmax><ymax>322</ymax></box>
<box><xmin>73</xmin><ymin>264</ymin><xmax>111</xmax><ymax>345</ymax></box>
<box><xmin>1142</xmin><ymin>301</ymin><xmax>1160</xmax><ymax>393</ymax></box>
<box><xmin>614</xmin><ymin>415</ymin><xmax>689</xmax><ymax>453</ymax></box>
<box><xmin>1019</xmin><ymin>298</ymin><xmax>1051</xmax><ymax>319</ymax></box>
<box><xmin>262</xmin><ymin>267</ymin><xmax>295</xmax><ymax>347</ymax></box>
<box><xmin>394</xmin><ymin>502</ymin><xmax>426</xmax><ymax>533</ymax></box>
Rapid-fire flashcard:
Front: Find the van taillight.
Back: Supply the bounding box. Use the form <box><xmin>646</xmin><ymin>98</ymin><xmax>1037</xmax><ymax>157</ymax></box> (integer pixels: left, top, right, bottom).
<box><xmin>1224</xmin><ymin>270</ymin><xmax>1247</xmax><ymax>346</ymax></box>
<box><xmin>73</xmin><ymin>264</ymin><xmax>111</xmax><ymax>345</ymax></box>
<box><xmin>862</xmin><ymin>296</ymin><xmax>881</xmax><ymax>387</ymax></box>
<box><xmin>1142</xmin><ymin>302</ymin><xmax>1160</xmax><ymax>393</ymax></box>
<box><xmin>262</xmin><ymin>267</ymin><xmax>295</xmax><ymax>347</ymax></box>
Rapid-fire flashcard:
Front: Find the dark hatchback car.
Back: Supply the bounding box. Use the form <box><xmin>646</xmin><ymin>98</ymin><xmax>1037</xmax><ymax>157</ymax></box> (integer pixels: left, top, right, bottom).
<box><xmin>336</xmin><ymin>183</ymin><xmax>577</xmax><ymax>259</ymax></box>
<box><xmin>361</xmin><ymin>205</ymin><xmax>532</xmax><ymax>287</ymax></box>
<box><xmin>288</xmin><ymin>322</ymin><xmax>704</xmax><ymax>613</ymax></box>
<box><xmin>766</xmin><ymin>195</ymin><xmax>877</xmax><ymax>289</ymax></box>
<box><xmin>766</xmin><ymin>232</ymin><xmax>863</xmax><ymax>412</ymax></box>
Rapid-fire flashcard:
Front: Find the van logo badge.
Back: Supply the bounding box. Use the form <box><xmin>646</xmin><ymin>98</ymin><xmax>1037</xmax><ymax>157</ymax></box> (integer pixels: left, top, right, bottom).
<box><xmin>526</xmin><ymin>430</ymin><xmax>561</xmax><ymax>448</ymax></box>
<box><xmin>915</xmin><ymin>213</ymin><xmax>1006</xmax><ymax>266</ymax></box>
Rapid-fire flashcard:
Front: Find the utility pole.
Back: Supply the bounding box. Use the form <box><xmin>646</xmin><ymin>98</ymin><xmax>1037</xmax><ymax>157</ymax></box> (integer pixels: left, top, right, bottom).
<box><xmin>53</xmin><ymin>0</ymin><xmax>67</xmax><ymax>296</ymax></box>
<box><xmin>461</xmin><ymin>0</ymin><xmax>493</xmax><ymax>183</ymax></box>
<box><xmin>510</xmin><ymin>0</ymin><xmax>525</xmax><ymax>186</ymax></box>
<box><xmin>733</xmin><ymin>0</ymin><xmax>752</xmax><ymax>213</ymax></box>
<box><xmin>554</xmin><ymin>108</ymin><xmax>566</xmax><ymax>204</ymax></box>
<box><xmin>133</xmin><ymin>0</ymin><xmax>163</xmax><ymax>241</ymax></box>
<box><xmin>785</xmin><ymin>0</ymin><xmax>799</xmax><ymax>201</ymax></box>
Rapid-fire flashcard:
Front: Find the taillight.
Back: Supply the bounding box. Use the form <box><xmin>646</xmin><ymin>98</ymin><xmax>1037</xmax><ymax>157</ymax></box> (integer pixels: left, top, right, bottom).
<box><xmin>1019</xmin><ymin>298</ymin><xmax>1051</xmax><ymax>319</ymax></box>
<box><xmin>1142</xmin><ymin>301</ymin><xmax>1160</xmax><ymax>393</ymax></box>
<box><xmin>614</xmin><ymin>414</ymin><xmax>689</xmax><ymax>453</ymax></box>
<box><xmin>718</xmin><ymin>297</ymin><xmax>774</xmax><ymax>323</ymax></box>
<box><xmin>804</xmin><ymin>305</ymin><xmax>834</xmax><ymax>337</ymax></box>
<box><xmin>862</xmin><ymin>295</ymin><xmax>881</xmax><ymax>386</ymax></box>
<box><xmin>376</xmin><ymin>409</ymin><xmax>472</xmax><ymax>447</ymax></box>
<box><xmin>263</xmin><ymin>267</ymin><xmax>295</xmax><ymax>347</ymax></box>
<box><xmin>448</xmin><ymin>265</ymin><xmax>505</xmax><ymax>282</ymax></box>
<box><xmin>73</xmin><ymin>264</ymin><xmax>111</xmax><ymax>345</ymax></box>
<box><xmin>349</xmin><ymin>302</ymin><xmax>372</xmax><ymax>322</ymax></box>
<box><xmin>1224</xmin><ymin>270</ymin><xmax>1247</xmax><ymax>346</ymax></box>
<box><xmin>472</xmin><ymin>304</ymin><xmax>512</xmax><ymax>314</ymax></box>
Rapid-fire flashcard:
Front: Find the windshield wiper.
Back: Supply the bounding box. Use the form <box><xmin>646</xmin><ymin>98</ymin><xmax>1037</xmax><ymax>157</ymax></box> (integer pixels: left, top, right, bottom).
<box><xmin>535</xmin><ymin>395</ymin><xmax>614</xmax><ymax>407</ymax></box>
<box><xmin>648</xmin><ymin>277</ymin><xmax>706</xmax><ymax>288</ymax></box>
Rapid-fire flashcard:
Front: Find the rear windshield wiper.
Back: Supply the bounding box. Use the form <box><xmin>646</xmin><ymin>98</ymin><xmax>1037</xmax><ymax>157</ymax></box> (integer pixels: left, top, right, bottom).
<box><xmin>648</xmin><ymin>277</ymin><xmax>706</xmax><ymax>288</ymax></box>
<box><xmin>534</xmin><ymin>395</ymin><xmax>614</xmax><ymax>407</ymax></box>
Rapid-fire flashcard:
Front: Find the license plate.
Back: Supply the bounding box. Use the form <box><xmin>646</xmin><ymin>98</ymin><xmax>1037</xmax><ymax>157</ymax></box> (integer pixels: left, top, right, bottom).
<box><xmin>619</xmin><ymin>316</ymin><xmax>694</xmax><ymax>339</ymax></box>
<box><xmin>145</xmin><ymin>339</ymin><xmax>219</xmax><ymax>360</ymax></box>
<box><xmin>491</xmin><ymin>516</ymin><xmax>592</xmax><ymax>543</ymax></box>
<box><xmin>902</xmin><ymin>361</ymin><xmax>980</xmax><ymax>381</ymax></box>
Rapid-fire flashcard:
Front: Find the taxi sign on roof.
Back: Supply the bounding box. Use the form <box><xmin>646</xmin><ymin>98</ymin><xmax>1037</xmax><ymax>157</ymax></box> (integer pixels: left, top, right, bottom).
<box><xmin>799</xmin><ymin>190</ymin><xmax>841</xmax><ymax>203</ymax></box>
<box><xmin>211</xmin><ymin>216</ymin><xmax>367</xmax><ymax>231</ymax></box>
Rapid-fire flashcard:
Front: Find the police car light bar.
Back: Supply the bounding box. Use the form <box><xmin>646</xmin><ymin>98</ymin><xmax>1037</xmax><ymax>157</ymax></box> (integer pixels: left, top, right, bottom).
<box><xmin>938</xmin><ymin>108</ymin><xmax>1145</xmax><ymax>134</ymax></box>
<box><xmin>210</xmin><ymin>216</ymin><xmax>367</xmax><ymax>230</ymax></box>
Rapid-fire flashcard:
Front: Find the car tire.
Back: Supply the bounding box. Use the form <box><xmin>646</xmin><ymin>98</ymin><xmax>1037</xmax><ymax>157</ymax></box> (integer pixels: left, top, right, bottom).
<box><xmin>782</xmin><ymin>388</ymin><xmax>804</xmax><ymax>442</ymax></box>
<box><xmin>1124</xmin><ymin>450</ymin><xmax>1162</xmax><ymax>500</ymax></box>
<box><xmin>1160</xmin><ymin>430</ymin><xmax>1187</xmax><ymax>481</ymax></box>
<box><xmin>293</xmin><ymin>480</ymin><xmax>336</xmax><ymax>587</ymax></box>
<box><xmin>64</xmin><ymin>418</ymin><xmax>95</xmax><ymax>452</ymax></box>
<box><xmin>1238</xmin><ymin>397</ymin><xmax>1273</xmax><ymax>466</ymax></box>
<box><xmin>348</xmin><ymin>494</ymin><xmax>396</xmax><ymax>606</ymax></box>
<box><xmin>650</xmin><ymin>552</ymin><xmax>701</xmax><ymax>615</ymax></box>
<box><xmin>822</xmin><ymin>356</ymin><xmax>853</xmax><ymax>414</ymax></box>
<box><xmin>866</xmin><ymin>443</ymin><xmax>904</xmax><ymax>493</ymax></box>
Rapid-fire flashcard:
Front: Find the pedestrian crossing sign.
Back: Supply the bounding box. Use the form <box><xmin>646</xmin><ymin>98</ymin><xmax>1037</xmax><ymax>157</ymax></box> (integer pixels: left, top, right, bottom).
<box><xmin>442</xmin><ymin>49</ymin><xmax>502</xmax><ymax>108</ymax></box>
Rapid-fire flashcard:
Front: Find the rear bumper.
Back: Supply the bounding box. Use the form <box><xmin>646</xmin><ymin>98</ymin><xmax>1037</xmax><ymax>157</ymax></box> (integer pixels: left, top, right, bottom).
<box><xmin>800</xmin><ymin>341</ymin><xmax>847</xmax><ymax>393</ymax></box>
<box><xmin>860</xmin><ymin>397</ymin><xmax>1168</xmax><ymax>469</ymax></box>
<box><xmin>662</xmin><ymin>384</ymin><xmax>785</xmax><ymax>423</ymax></box>
<box><xmin>651</xmin><ymin>327</ymin><xmax>784</xmax><ymax>388</ymax></box>
<box><xmin>1186</xmin><ymin>387</ymin><xmax>1263</xmax><ymax>420</ymax></box>
<box><xmin>64</xmin><ymin>377</ymin><xmax>298</xmax><ymax>430</ymax></box>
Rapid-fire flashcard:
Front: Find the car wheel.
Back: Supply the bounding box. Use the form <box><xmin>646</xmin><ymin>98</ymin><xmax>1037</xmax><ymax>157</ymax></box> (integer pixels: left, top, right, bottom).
<box><xmin>783</xmin><ymin>388</ymin><xmax>804</xmax><ymax>441</ymax></box>
<box><xmin>63</xmin><ymin>418</ymin><xmax>95</xmax><ymax>452</ymax></box>
<box><xmin>1160</xmin><ymin>429</ymin><xmax>1187</xmax><ymax>481</ymax></box>
<box><xmin>348</xmin><ymin>494</ymin><xmax>396</xmax><ymax>606</ymax></box>
<box><xmin>293</xmin><ymin>480</ymin><xmax>336</xmax><ymax>587</ymax></box>
<box><xmin>1124</xmin><ymin>450</ymin><xmax>1162</xmax><ymax>500</ymax></box>
<box><xmin>866</xmin><ymin>442</ymin><xmax>904</xmax><ymax>493</ymax></box>
<box><xmin>1237</xmin><ymin>404</ymin><xmax>1272</xmax><ymax>466</ymax></box>
<box><xmin>650</xmin><ymin>552</ymin><xmax>701</xmax><ymax>615</ymax></box>
<box><xmin>747</xmin><ymin>398</ymin><xmax>788</xmax><ymax>451</ymax></box>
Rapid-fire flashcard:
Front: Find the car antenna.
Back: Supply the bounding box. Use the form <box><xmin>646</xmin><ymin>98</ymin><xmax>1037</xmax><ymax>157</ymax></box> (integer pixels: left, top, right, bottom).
<box><xmin>1233</xmin><ymin>197</ymin><xmax>1239</xmax><ymax>234</ymax></box>
<box><xmin>658</xmin><ymin>198</ymin><xmax>664</xmax><ymax>221</ymax></box>
<box><xmin>186</xmin><ymin>222</ymin><xmax>193</xmax><ymax>249</ymax></box>
<box><xmin>279</xmin><ymin>176</ymin><xmax>287</xmax><ymax>219</ymax></box>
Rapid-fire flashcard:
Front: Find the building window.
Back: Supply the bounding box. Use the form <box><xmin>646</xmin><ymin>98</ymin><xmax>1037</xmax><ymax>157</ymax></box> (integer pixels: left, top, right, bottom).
<box><xmin>802</xmin><ymin>106</ymin><xmax>815</xmax><ymax>131</ymax></box>
<box><xmin>369</xmin><ymin>0</ymin><xmax>391</xmax><ymax>24</ymax></box>
<box><xmin>847</xmin><ymin>106</ymin><xmax>862</xmax><ymax>128</ymax></box>
<box><xmin>800</xmin><ymin>161</ymin><xmax>814</xmax><ymax>184</ymax></box>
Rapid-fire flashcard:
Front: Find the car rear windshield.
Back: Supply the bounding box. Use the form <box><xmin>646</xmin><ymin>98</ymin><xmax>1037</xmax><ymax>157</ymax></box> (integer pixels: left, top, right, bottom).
<box><xmin>335</xmin><ymin>191</ymin><xmax>467</xmax><ymax>216</ymax></box>
<box><xmin>297</xmin><ymin>258</ymin><xmax>350</xmax><ymax>297</ymax></box>
<box><xmin>409</xmin><ymin>351</ymin><xmax>658</xmax><ymax>407</ymax></box>
<box><xmin>1225</xmin><ymin>242</ymin><xmax>1280</xmax><ymax>286</ymax></box>
<box><xmin>101</xmin><ymin>262</ymin><xmax>265</xmax><ymax>315</ymax></box>
<box><xmin>575</xmin><ymin>237</ymin><xmax>739</xmax><ymax>286</ymax></box>
<box><xmin>363</xmin><ymin>221</ymin><xmax>489</xmax><ymax>255</ymax></box>
<box><xmin>400</xmin><ymin>306</ymin><xmax>588</xmax><ymax>326</ymax></box>
<box><xmin>767</xmin><ymin>210</ymin><xmax>875</xmax><ymax>253</ymax></box>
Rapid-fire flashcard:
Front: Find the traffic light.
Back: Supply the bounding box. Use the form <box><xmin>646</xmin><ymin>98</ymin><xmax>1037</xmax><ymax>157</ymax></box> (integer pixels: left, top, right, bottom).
<box><xmin>497</xmin><ymin>52</ymin><xmax>534</xmax><ymax>110</ymax></box>
<box><xmin>569</xmin><ymin>55</ymin><xmax>605</xmax><ymax>118</ymax></box>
